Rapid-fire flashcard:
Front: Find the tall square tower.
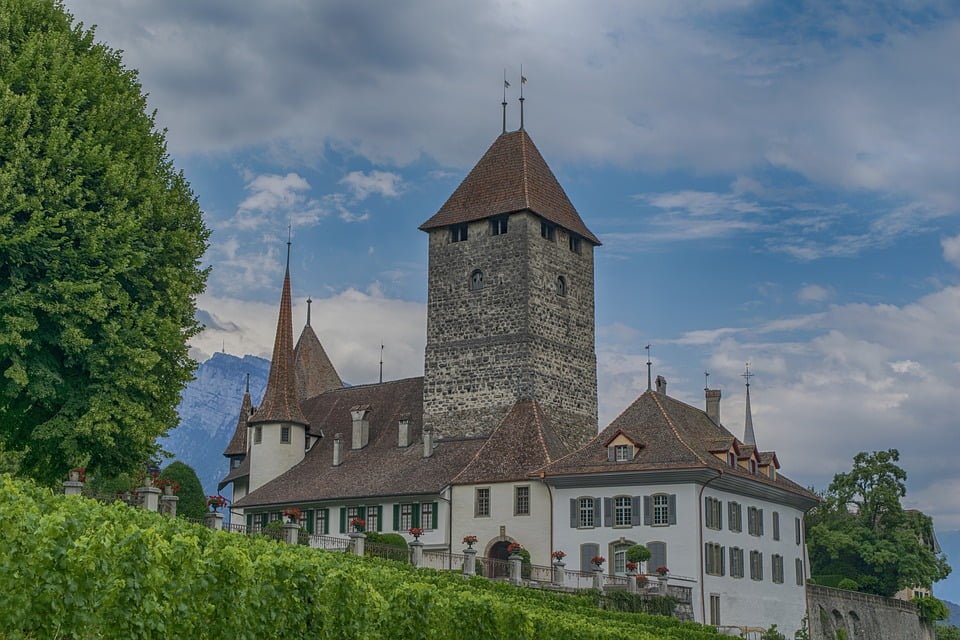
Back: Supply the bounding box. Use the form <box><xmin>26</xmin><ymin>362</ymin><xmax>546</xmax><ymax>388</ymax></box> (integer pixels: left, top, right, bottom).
<box><xmin>419</xmin><ymin>130</ymin><xmax>599</xmax><ymax>449</ymax></box>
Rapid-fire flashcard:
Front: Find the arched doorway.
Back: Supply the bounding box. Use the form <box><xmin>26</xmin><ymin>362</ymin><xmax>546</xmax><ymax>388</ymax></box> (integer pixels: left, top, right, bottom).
<box><xmin>488</xmin><ymin>540</ymin><xmax>512</xmax><ymax>579</ymax></box>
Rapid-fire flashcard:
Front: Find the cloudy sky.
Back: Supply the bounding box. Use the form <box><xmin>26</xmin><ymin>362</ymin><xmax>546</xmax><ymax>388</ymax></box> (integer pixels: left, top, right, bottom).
<box><xmin>67</xmin><ymin>0</ymin><xmax>960</xmax><ymax>596</ymax></box>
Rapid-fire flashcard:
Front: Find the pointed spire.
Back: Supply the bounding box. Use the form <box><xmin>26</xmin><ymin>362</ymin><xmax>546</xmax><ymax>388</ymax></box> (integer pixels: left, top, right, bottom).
<box><xmin>250</xmin><ymin>240</ymin><xmax>308</xmax><ymax>426</ymax></box>
<box><xmin>743</xmin><ymin>363</ymin><xmax>756</xmax><ymax>446</ymax></box>
<box><xmin>294</xmin><ymin>322</ymin><xmax>343</xmax><ymax>401</ymax></box>
<box><xmin>223</xmin><ymin>377</ymin><xmax>253</xmax><ymax>457</ymax></box>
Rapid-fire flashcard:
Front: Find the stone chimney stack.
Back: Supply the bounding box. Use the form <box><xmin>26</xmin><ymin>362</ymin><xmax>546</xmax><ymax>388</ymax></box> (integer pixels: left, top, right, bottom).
<box><xmin>655</xmin><ymin>375</ymin><xmax>667</xmax><ymax>396</ymax></box>
<box><xmin>398</xmin><ymin>413</ymin><xmax>411</xmax><ymax>448</ymax></box>
<box><xmin>705</xmin><ymin>388</ymin><xmax>721</xmax><ymax>424</ymax></box>
<box><xmin>422</xmin><ymin>426</ymin><xmax>434</xmax><ymax>458</ymax></box>
<box><xmin>332</xmin><ymin>433</ymin><xmax>343</xmax><ymax>466</ymax></box>
<box><xmin>351</xmin><ymin>405</ymin><xmax>370</xmax><ymax>450</ymax></box>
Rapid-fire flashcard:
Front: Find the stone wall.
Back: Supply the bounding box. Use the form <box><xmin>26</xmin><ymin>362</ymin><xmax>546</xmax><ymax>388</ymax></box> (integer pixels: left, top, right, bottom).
<box><xmin>423</xmin><ymin>211</ymin><xmax>597</xmax><ymax>447</ymax></box>
<box><xmin>806</xmin><ymin>584</ymin><xmax>933</xmax><ymax>640</ymax></box>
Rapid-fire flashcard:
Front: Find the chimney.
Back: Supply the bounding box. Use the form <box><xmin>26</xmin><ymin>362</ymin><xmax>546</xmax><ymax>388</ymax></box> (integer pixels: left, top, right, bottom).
<box><xmin>655</xmin><ymin>375</ymin><xmax>667</xmax><ymax>396</ymax></box>
<box><xmin>422</xmin><ymin>426</ymin><xmax>434</xmax><ymax>458</ymax></box>
<box><xmin>398</xmin><ymin>413</ymin><xmax>411</xmax><ymax>448</ymax></box>
<box><xmin>351</xmin><ymin>405</ymin><xmax>370</xmax><ymax>450</ymax></box>
<box><xmin>705</xmin><ymin>388</ymin><xmax>721</xmax><ymax>424</ymax></box>
<box><xmin>332</xmin><ymin>433</ymin><xmax>343</xmax><ymax>466</ymax></box>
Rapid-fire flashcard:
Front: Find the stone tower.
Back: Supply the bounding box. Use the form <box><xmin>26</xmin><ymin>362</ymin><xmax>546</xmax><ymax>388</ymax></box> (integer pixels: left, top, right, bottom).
<box><xmin>419</xmin><ymin>129</ymin><xmax>599</xmax><ymax>449</ymax></box>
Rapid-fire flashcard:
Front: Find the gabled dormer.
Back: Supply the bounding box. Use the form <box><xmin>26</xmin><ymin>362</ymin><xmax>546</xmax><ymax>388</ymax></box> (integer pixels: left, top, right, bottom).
<box><xmin>603</xmin><ymin>430</ymin><xmax>643</xmax><ymax>462</ymax></box>
<box><xmin>738</xmin><ymin>446</ymin><xmax>762</xmax><ymax>475</ymax></box>
<box><xmin>708</xmin><ymin>437</ymin><xmax>741</xmax><ymax>468</ymax></box>
<box><xmin>758</xmin><ymin>451</ymin><xmax>781</xmax><ymax>480</ymax></box>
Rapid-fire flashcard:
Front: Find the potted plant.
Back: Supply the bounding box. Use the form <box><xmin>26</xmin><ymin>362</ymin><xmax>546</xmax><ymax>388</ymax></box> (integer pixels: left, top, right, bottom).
<box><xmin>283</xmin><ymin>507</ymin><xmax>302</xmax><ymax>524</ymax></box>
<box><xmin>350</xmin><ymin>516</ymin><xmax>366</xmax><ymax>533</ymax></box>
<box><xmin>206</xmin><ymin>495</ymin><xmax>228</xmax><ymax>512</ymax></box>
<box><xmin>156</xmin><ymin>478</ymin><xmax>180</xmax><ymax>496</ymax></box>
<box><xmin>655</xmin><ymin>565</ymin><xmax>669</xmax><ymax>577</ymax></box>
<box><xmin>507</xmin><ymin>542</ymin><xmax>523</xmax><ymax>557</ymax></box>
<box><xmin>625</xmin><ymin>561</ymin><xmax>638</xmax><ymax>573</ymax></box>
<box><xmin>68</xmin><ymin>467</ymin><xmax>86</xmax><ymax>483</ymax></box>
<box><xmin>462</xmin><ymin>535</ymin><xmax>478</xmax><ymax>550</ymax></box>
<box><xmin>408</xmin><ymin>527</ymin><xmax>424</xmax><ymax>541</ymax></box>
<box><xmin>591</xmin><ymin>555</ymin><xmax>606</xmax><ymax>570</ymax></box>
<box><xmin>551</xmin><ymin>550</ymin><xmax>567</xmax><ymax>564</ymax></box>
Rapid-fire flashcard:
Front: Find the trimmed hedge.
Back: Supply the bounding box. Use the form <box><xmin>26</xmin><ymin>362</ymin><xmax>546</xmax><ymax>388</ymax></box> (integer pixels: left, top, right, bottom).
<box><xmin>0</xmin><ymin>476</ymin><xmax>720</xmax><ymax>639</ymax></box>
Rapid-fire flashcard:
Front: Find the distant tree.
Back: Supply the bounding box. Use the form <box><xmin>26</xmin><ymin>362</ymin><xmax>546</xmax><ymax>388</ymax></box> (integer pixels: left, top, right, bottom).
<box><xmin>938</xmin><ymin>625</ymin><xmax>960</xmax><ymax>640</ymax></box>
<box><xmin>807</xmin><ymin>450</ymin><xmax>951</xmax><ymax>597</ymax></box>
<box><xmin>159</xmin><ymin>462</ymin><xmax>205</xmax><ymax>520</ymax></box>
<box><xmin>0</xmin><ymin>0</ymin><xmax>209</xmax><ymax>484</ymax></box>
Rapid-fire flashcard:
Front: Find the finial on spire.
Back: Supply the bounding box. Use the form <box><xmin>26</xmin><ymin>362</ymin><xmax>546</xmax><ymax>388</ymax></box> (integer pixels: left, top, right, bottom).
<box><xmin>502</xmin><ymin>69</ymin><xmax>509</xmax><ymax>134</ymax></box>
<box><xmin>742</xmin><ymin>362</ymin><xmax>753</xmax><ymax>387</ymax></box>
<box><xmin>379</xmin><ymin>342</ymin><xmax>384</xmax><ymax>384</ymax></box>
<box><xmin>286</xmin><ymin>224</ymin><xmax>292</xmax><ymax>270</ymax></box>
<box><xmin>306</xmin><ymin>297</ymin><xmax>312</xmax><ymax>327</ymax></box>
<box><xmin>245</xmin><ymin>372</ymin><xmax>250</xmax><ymax>394</ymax></box>
<box><xmin>519</xmin><ymin>66</ymin><xmax>527</xmax><ymax>131</ymax></box>
<box><xmin>704</xmin><ymin>371</ymin><xmax>710</xmax><ymax>390</ymax></box>
<box><xmin>645</xmin><ymin>344</ymin><xmax>652</xmax><ymax>392</ymax></box>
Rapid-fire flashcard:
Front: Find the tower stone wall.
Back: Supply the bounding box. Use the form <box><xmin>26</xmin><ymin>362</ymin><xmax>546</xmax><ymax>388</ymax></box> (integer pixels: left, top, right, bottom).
<box><xmin>423</xmin><ymin>211</ymin><xmax>597</xmax><ymax>447</ymax></box>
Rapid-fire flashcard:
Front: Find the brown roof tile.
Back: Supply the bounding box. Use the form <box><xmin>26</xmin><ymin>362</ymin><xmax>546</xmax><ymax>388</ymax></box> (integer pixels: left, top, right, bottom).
<box><xmin>222</xmin><ymin>389</ymin><xmax>253</xmax><ymax>457</ymax></box>
<box><xmin>250</xmin><ymin>264</ymin><xmax>308</xmax><ymax>426</ymax></box>
<box><xmin>419</xmin><ymin>130</ymin><xmax>600</xmax><ymax>244</ymax></box>
<box><xmin>452</xmin><ymin>399</ymin><xmax>569</xmax><ymax>485</ymax></box>
<box><xmin>218</xmin><ymin>456</ymin><xmax>249</xmax><ymax>492</ymax></box>
<box><xmin>234</xmin><ymin>377</ymin><xmax>486</xmax><ymax>507</ymax></box>
<box><xmin>294</xmin><ymin>324</ymin><xmax>343</xmax><ymax>400</ymax></box>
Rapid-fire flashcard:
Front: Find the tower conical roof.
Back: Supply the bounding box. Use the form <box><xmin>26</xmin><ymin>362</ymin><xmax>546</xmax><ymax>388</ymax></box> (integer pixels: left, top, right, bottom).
<box><xmin>419</xmin><ymin>130</ymin><xmax>600</xmax><ymax>244</ymax></box>
<box><xmin>294</xmin><ymin>323</ymin><xmax>343</xmax><ymax>400</ymax></box>
<box><xmin>743</xmin><ymin>383</ymin><xmax>757</xmax><ymax>447</ymax></box>
<box><xmin>223</xmin><ymin>386</ymin><xmax>252</xmax><ymax>457</ymax></box>
<box><xmin>249</xmin><ymin>261</ymin><xmax>308</xmax><ymax>426</ymax></box>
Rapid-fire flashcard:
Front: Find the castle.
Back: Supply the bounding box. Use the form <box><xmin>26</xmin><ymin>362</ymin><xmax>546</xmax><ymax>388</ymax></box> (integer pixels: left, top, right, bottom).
<box><xmin>219</xmin><ymin>122</ymin><xmax>818</xmax><ymax>635</ymax></box>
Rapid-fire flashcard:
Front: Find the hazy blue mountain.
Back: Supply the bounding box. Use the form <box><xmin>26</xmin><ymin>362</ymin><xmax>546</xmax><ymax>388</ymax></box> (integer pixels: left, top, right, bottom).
<box><xmin>944</xmin><ymin>599</ymin><xmax>960</xmax><ymax>626</ymax></box>
<box><xmin>160</xmin><ymin>352</ymin><xmax>268</xmax><ymax>497</ymax></box>
<box><xmin>937</xmin><ymin>529</ymin><xmax>960</xmax><ymax>605</ymax></box>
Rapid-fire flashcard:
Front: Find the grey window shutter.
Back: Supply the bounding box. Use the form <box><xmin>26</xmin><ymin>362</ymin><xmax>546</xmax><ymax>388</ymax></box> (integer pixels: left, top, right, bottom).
<box><xmin>720</xmin><ymin>546</ymin><xmax>726</xmax><ymax>576</ymax></box>
<box><xmin>648</xmin><ymin>541</ymin><xmax>666</xmax><ymax>570</ymax></box>
<box><xmin>607</xmin><ymin>446</ymin><xmax>615</xmax><ymax>462</ymax></box>
<box><xmin>643</xmin><ymin>496</ymin><xmax>652</xmax><ymax>525</ymax></box>
<box><xmin>668</xmin><ymin>494</ymin><xmax>677</xmax><ymax>525</ymax></box>
<box><xmin>570</xmin><ymin>498</ymin><xmax>578</xmax><ymax>528</ymax></box>
<box><xmin>631</xmin><ymin>496</ymin><xmax>642</xmax><ymax>526</ymax></box>
<box><xmin>603</xmin><ymin>498</ymin><xmax>613</xmax><ymax>527</ymax></box>
<box><xmin>729</xmin><ymin>547</ymin><xmax>735</xmax><ymax>576</ymax></box>
<box><xmin>718</xmin><ymin>501</ymin><xmax>723</xmax><ymax>530</ymax></box>
<box><xmin>593</xmin><ymin>498</ymin><xmax>602</xmax><ymax>526</ymax></box>
<box><xmin>759</xmin><ymin>509</ymin><xmax>764</xmax><ymax>536</ymax></box>
<box><xmin>581</xmin><ymin>543</ymin><xmax>599</xmax><ymax>572</ymax></box>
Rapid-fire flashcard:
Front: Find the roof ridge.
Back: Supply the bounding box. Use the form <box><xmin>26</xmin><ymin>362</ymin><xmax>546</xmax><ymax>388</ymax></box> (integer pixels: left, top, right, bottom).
<box><xmin>520</xmin><ymin>131</ymin><xmax>531</xmax><ymax>208</ymax></box>
<box><xmin>649</xmin><ymin>391</ymin><xmax>709</xmax><ymax>467</ymax></box>
<box><xmin>531</xmin><ymin>400</ymin><xmax>551</xmax><ymax>463</ymax></box>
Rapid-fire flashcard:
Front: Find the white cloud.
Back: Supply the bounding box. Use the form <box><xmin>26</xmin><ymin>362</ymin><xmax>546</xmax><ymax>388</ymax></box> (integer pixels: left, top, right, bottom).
<box><xmin>942</xmin><ymin>234</ymin><xmax>960</xmax><ymax>268</ymax></box>
<box><xmin>796</xmin><ymin>284</ymin><xmax>832</xmax><ymax>304</ymax></box>
<box><xmin>339</xmin><ymin>170</ymin><xmax>403</xmax><ymax>200</ymax></box>
<box><xmin>231</xmin><ymin>172</ymin><xmax>327</xmax><ymax>231</ymax></box>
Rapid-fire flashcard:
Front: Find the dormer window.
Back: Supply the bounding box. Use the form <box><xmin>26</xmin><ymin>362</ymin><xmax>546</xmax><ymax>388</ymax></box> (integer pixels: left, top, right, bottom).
<box><xmin>750</xmin><ymin>459</ymin><xmax>758</xmax><ymax>474</ymax></box>
<box><xmin>728</xmin><ymin>452</ymin><xmax>737</xmax><ymax>467</ymax></box>
<box><xmin>231</xmin><ymin>458</ymin><xmax>241</xmax><ymax>469</ymax></box>
<box><xmin>470</xmin><ymin>269</ymin><xmax>484</xmax><ymax>291</ymax></box>
<box><xmin>540</xmin><ymin>221</ymin><xmax>556</xmax><ymax>241</ymax></box>
<box><xmin>614</xmin><ymin>444</ymin><xmax>633</xmax><ymax>461</ymax></box>
<box><xmin>490</xmin><ymin>216</ymin><xmax>508</xmax><ymax>236</ymax></box>
<box><xmin>450</xmin><ymin>223</ymin><xmax>468</xmax><ymax>243</ymax></box>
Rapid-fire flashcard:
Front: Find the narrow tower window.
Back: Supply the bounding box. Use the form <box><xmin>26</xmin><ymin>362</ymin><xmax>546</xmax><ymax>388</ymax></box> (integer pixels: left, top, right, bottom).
<box><xmin>557</xmin><ymin>275</ymin><xmax>567</xmax><ymax>297</ymax></box>
<box><xmin>490</xmin><ymin>216</ymin><xmax>508</xmax><ymax>236</ymax></box>
<box><xmin>470</xmin><ymin>269</ymin><xmax>484</xmax><ymax>291</ymax></box>
<box><xmin>540</xmin><ymin>221</ymin><xmax>556</xmax><ymax>241</ymax></box>
<box><xmin>569</xmin><ymin>234</ymin><xmax>582</xmax><ymax>254</ymax></box>
<box><xmin>450</xmin><ymin>223</ymin><xmax>468</xmax><ymax>243</ymax></box>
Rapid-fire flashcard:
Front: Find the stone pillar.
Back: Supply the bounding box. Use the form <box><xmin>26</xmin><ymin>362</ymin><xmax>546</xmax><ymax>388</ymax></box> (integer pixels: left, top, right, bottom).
<box><xmin>593</xmin><ymin>568</ymin><xmax>605</xmax><ymax>591</ymax></box>
<box><xmin>160</xmin><ymin>494</ymin><xmax>179</xmax><ymax>517</ymax></box>
<box><xmin>509</xmin><ymin>554</ymin><xmax>523</xmax><ymax>585</ymax></box>
<box><xmin>463</xmin><ymin>548</ymin><xmax>477</xmax><ymax>576</ymax></box>
<box><xmin>204</xmin><ymin>512</ymin><xmax>224</xmax><ymax>530</ymax></box>
<box><xmin>552</xmin><ymin>560</ymin><xmax>566</xmax><ymax>588</ymax></box>
<box><xmin>283</xmin><ymin>521</ymin><xmax>300</xmax><ymax>545</ymax></box>
<box><xmin>626</xmin><ymin>568</ymin><xmax>638</xmax><ymax>594</ymax></box>
<box><xmin>409</xmin><ymin>540</ymin><xmax>424</xmax><ymax>567</ymax></box>
<box><xmin>137</xmin><ymin>485</ymin><xmax>161</xmax><ymax>512</ymax></box>
<box><xmin>349</xmin><ymin>532</ymin><xmax>366</xmax><ymax>557</ymax></box>
<box><xmin>658</xmin><ymin>575</ymin><xmax>669</xmax><ymax>595</ymax></box>
<box><xmin>63</xmin><ymin>480</ymin><xmax>84</xmax><ymax>496</ymax></box>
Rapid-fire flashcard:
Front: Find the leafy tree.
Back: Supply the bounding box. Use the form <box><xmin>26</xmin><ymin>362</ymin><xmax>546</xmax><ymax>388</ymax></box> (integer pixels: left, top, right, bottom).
<box><xmin>760</xmin><ymin>625</ymin><xmax>785</xmax><ymax>640</ymax></box>
<box><xmin>158</xmin><ymin>461</ymin><xmax>205</xmax><ymax>520</ymax></box>
<box><xmin>807</xmin><ymin>450</ymin><xmax>951</xmax><ymax>596</ymax></box>
<box><xmin>0</xmin><ymin>0</ymin><xmax>209</xmax><ymax>484</ymax></box>
<box><xmin>937</xmin><ymin>625</ymin><xmax>960</xmax><ymax>640</ymax></box>
<box><xmin>914</xmin><ymin>595</ymin><xmax>949</xmax><ymax>624</ymax></box>
<box><xmin>626</xmin><ymin>544</ymin><xmax>651</xmax><ymax>566</ymax></box>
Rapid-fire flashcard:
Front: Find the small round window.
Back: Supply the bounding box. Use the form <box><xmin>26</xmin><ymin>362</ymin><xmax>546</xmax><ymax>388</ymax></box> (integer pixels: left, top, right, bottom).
<box><xmin>470</xmin><ymin>269</ymin><xmax>484</xmax><ymax>291</ymax></box>
<box><xmin>557</xmin><ymin>275</ymin><xmax>567</xmax><ymax>297</ymax></box>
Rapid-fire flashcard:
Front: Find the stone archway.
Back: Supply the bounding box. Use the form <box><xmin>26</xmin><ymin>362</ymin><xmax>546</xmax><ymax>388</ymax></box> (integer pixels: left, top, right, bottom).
<box><xmin>483</xmin><ymin>535</ymin><xmax>517</xmax><ymax>579</ymax></box>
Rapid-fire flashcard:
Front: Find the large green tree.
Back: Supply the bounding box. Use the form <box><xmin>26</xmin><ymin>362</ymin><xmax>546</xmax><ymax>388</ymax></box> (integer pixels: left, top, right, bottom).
<box><xmin>807</xmin><ymin>449</ymin><xmax>951</xmax><ymax>596</ymax></box>
<box><xmin>0</xmin><ymin>0</ymin><xmax>208</xmax><ymax>483</ymax></box>
<box><xmin>158</xmin><ymin>461</ymin><xmax>205</xmax><ymax>520</ymax></box>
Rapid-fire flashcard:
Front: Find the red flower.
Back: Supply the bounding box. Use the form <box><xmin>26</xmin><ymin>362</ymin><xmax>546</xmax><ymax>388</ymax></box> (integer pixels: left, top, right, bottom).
<box><xmin>551</xmin><ymin>550</ymin><xmax>567</xmax><ymax>561</ymax></box>
<box><xmin>655</xmin><ymin>566</ymin><xmax>669</xmax><ymax>576</ymax></box>
<box><xmin>408</xmin><ymin>527</ymin><xmax>424</xmax><ymax>538</ymax></box>
<box><xmin>349</xmin><ymin>517</ymin><xmax>366</xmax><ymax>532</ymax></box>
<box><xmin>625</xmin><ymin>561</ymin><xmax>638</xmax><ymax>571</ymax></box>
<box><xmin>462</xmin><ymin>535</ymin><xmax>478</xmax><ymax>546</ymax></box>
<box><xmin>591</xmin><ymin>555</ymin><xmax>605</xmax><ymax>566</ymax></box>
<box><xmin>283</xmin><ymin>507</ymin><xmax>302</xmax><ymax>521</ymax></box>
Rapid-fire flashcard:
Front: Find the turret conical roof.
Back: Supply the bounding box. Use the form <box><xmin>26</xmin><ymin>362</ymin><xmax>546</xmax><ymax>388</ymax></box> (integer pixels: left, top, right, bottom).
<box><xmin>419</xmin><ymin>130</ymin><xmax>600</xmax><ymax>244</ymax></box>
<box><xmin>249</xmin><ymin>260</ymin><xmax>308</xmax><ymax>426</ymax></box>
<box><xmin>743</xmin><ymin>383</ymin><xmax>757</xmax><ymax>447</ymax></box>
<box><xmin>295</xmin><ymin>323</ymin><xmax>343</xmax><ymax>400</ymax></box>
<box><xmin>223</xmin><ymin>385</ymin><xmax>252</xmax><ymax>457</ymax></box>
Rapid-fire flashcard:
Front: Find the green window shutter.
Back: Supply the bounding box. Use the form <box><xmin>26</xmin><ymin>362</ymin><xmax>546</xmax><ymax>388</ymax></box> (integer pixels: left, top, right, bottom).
<box><xmin>358</xmin><ymin>506</ymin><xmax>366</xmax><ymax>519</ymax></box>
<box><xmin>322</xmin><ymin>508</ymin><xmax>330</xmax><ymax>535</ymax></box>
<box><xmin>339</xmin><ymin>507</ymin><xmax>346</xmax><ymax>534</ymax></box>
<box><xmin>261</xmin><ymin>512</ymin><xmax>269</xmax><ymax>527</ymax></box>
<box><xmin>393</xmin><ymin>504</ymin><xmax>400</xmax><ymax>530</ymax></box>
<box><xmin>306</xmin><ymin>510</ymin><xmax>315</xmax><ymax>534</ymax></box>
<box><xmin>412</xmin><ymin>503</ymin><xmax>421</xmax><ymax>528</ymax></box>
<box><xmin>431</xmin><ymin>502</ymin><xmax>439</xmax><ymax>530</ymax></box>
<box><xmin>377</xmin><ymin>505</ymin><xmax>384</xmax><ymax>532</ymax></box>
<box><xmin>246</xmin><ymin>513</ymin><xmax>253</xmax><ymax>531</ymax></box>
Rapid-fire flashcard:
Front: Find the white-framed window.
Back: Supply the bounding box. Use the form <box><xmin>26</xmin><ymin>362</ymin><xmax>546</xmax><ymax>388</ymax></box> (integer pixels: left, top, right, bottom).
<box><xmin>514</xmin><ymin>486</ymin><xmax>530</xmax><ymax>516</ymax></box>
<box><xmin>269</xmin><ymin>511</ymin><xmax>281</xmax><ymax>522</ymax></box>
<box><xmin>315</xmin><ymin>510</ymin><xmax>327</xmax><ymax>535</ymax></box>
<box><xmin>653</xmin><ymin>494</ymin><xmax>670</xmax><ymax>526</ymax></box>
<box><xmin>795</xmin><ymin>558</ymin><xmax>804</xmax><ymax>586</ymax></box>
<box><xmin>399</xmin><ymin>503</ymin><xmax>414</xmax><ymax>530</ymax></box>
<box><xmin>419</xmin><ymin>502</ymin><xmax>433</xmax><ymax>530</ymax></box>
<box><xmin>705</xmin><ymin>542</ymin><xmax>725</xmax><ymax>576</ymax></box>
<box><xmin>728</xmin><ymin>502</ymin><xmax>742</xmax><ymax>532</ymax></box>
<box><xmin>750</xmin><ymin>459</ymin><xmax>758</xmax><ymax>474</ymax></box>
<box><xmin>730</xmin><ymin>547</ymin><xmax>744</xmax><ymax>578</ymax></box>
<box><xmin>366</xmin><ymin>506</ymin><xmax>379</xmax><ymax>532</ymax></box>
<box><xmin>450</xmin><ymin>224</ymin><xmax>468</xmax><ymax>243</ymax></box>
<box><xmin>280</xmin><ymin>426</ymin><xmax>290</xmax><ymax>443</ymax></box>
<box><xmin>772</xmin><ymin>554</ymin><xmax>784</xmax><ymax>584</ymax></box>
<box><xmin>490</xmin><ymin>216</ymin><xmax>508</xmax><ymax>236</ymax></box>
<box><xmin>469</xmin><ymin>269</ymin><xmax>484</xmax><ymax>291</ymax></box>
<box><xmin>614</xmin><ymin>496</ymin><xmax>632</xmax><ymax>527</ymax></box>
<box><xmin>773</xmin><ymin>511</ymin><xmax>780</xmax><ymax>541</ymax></box>
<box><xmin>579</xmin><ymin>497</ymin><xmax>595</xmax><ymax>528</ymax></box>
<box><xmin>614</xmin><ymin>444</ymin><xmax>632</xmax><ymax>461</ymax></box>
<box><xmin>613</xmin><ymin>543</ymin><xmax>631</xmax><ymax>575</ymax></box>
<box><xmin>727</xmin><ymin>452</ymin><xmax>737</xmax><ymax>467</ymax></box>
<box><xmin>705</xmin><ymin>497</ymin><xmax>722</xmax><ymax>530</ymax></box>
<box><xmin>254</xmin><ymin>426</ymin><xmax>262</xmax><ymax>444</ymax></box>
<box><xmin>475</xmin><ymin>487</ymin><xmax>490</xmax><ymax>517</ymax></box>
<box><xmin>346</xmin><ymin>506</ymin><xmax>362</xmax><ymax>524</ymax></box>
<box><xmin>750</xmin><ymin>550</ymin><xmax>763</xmax><ymax>581</ymax></box>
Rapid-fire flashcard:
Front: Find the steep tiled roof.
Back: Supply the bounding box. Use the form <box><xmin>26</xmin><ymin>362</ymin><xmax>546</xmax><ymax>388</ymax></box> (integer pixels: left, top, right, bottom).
<box><xmin>218</xmin><ymin>456</ymin><xmax>249</xmax><ymax>492</ymax></box>
<box><xmin>234</xmin><ymin>377</ymin><xmax>485</xmax><ymax>507</ymax></box>
<box><xmin>222</xmin><ymin>389</ymin><xmax>253</xmax><ymax>457</ymax></box>
<box><xmin>452</xmin><ymin>399</ymin><xmax>569</xmax><ymax>485</ymax></box>
<box><xmin>294</xmin><ymin>324</ymin><xmax>342</xmax><ymax>400</ymax></box>
<box><xmin>419</xmin><ymin>130</ymin><xmax>600</xmax><ymax>244</ymax></box>
<box><xmin>249</xmin><ymin>264</ymin><xmax>308</xmax><ymax>426</ymax></box>
<box><xmin>537</xmin><ymin>390</ymin><xmax>817</xmax><ymax>502</ymax></box>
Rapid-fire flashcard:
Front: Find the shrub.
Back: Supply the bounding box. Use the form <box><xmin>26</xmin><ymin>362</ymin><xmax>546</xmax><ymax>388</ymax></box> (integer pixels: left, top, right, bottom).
<box><xmin>626</xmin><ymin>544</ymin><xmax>652</xmax><ymax>565</ymax></box>
<box><xmin>914</xmin><ymin>595</ymin><xmax>949</xmax><ymax>623</ymax></box>
<box><xmin>837</xmin><ymin>578</ymin><xmax>859</xmax><ymax>591</ymax></box>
